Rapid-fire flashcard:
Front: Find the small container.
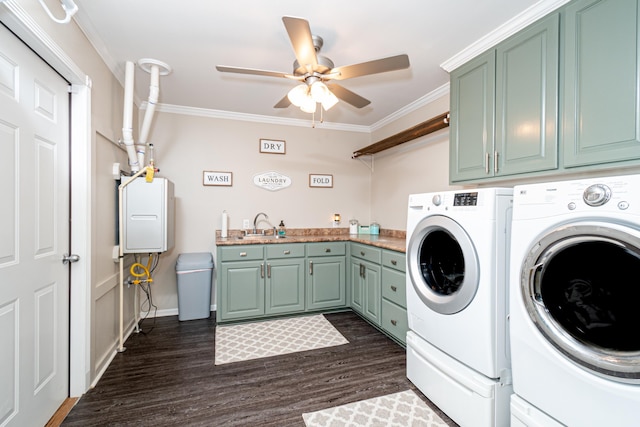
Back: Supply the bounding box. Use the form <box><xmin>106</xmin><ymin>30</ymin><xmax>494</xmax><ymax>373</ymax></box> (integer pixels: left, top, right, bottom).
<box><xmin>370</xmin><ymin>222</ymin><xmax>380</xmax><ymax>235</ymax></box>
<box><xmin>349</xmin><ymin>219</ymin><xmax>359</xmax><ymax>234</ymax></box>
<box><xmin>278</xmin><ymin>220</ymin><xmax>286</xmax><ymax>236</ymax></box>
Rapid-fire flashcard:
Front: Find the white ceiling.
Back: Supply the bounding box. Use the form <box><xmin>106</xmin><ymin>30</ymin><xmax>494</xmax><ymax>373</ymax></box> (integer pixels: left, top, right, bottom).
<box><xmin>72</xmin><ymin>0</ymin><xmax>565</xmax><ymax>129</ymax></box>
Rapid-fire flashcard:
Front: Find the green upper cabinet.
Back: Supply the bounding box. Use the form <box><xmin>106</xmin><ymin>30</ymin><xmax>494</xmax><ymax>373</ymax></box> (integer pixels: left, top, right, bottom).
<box><xmin>449</xmin><ymin>51</ymin><xmax>496</xmax><ymax>181</ymax></box>
<box><xmin>496</xmin><ymin>13</ymin><xmax>559</xmax><ymax>176</ymax></box>
<box><xmin>563</xmin><ymin>0</ymin><xmax>640</xmax><ymax>167</ymax></box>
<box><xmin>450</xmin><ymin>13</ymin><xmax>559</xmax><ymax>182</ymax></box>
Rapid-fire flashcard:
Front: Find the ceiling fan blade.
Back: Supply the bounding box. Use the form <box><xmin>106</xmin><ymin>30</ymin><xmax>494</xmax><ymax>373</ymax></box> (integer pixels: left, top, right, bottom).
<box><xmin>328</xmin><ymin>54</ymin><xmax>410</xmax><ymax>80</ymax></box>
<box><xmin>282</xmin><ymin>16</ymin><xmax>318</xmax><ymax>73</ymax></box>
<box><xmin>216</xmin><ymin>65</ymin><xmax>301</xmax><ymax>80</ymax></box>
<box><xmin>274</xmin><ymin>95</ymin><xmax>291</xmax><ymax>108</ymax></box>
<box><xmin>328</xmin><ymin>84</ymin><xmax>371</xmax><ymax>108</ymax></box>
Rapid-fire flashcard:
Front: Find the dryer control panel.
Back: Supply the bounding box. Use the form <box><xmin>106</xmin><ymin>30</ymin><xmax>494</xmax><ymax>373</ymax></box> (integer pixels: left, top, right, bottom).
<box><xmin>453</xmin><ymin>192</ymin><xmax>478</xmax><ymax>206</ymax></box>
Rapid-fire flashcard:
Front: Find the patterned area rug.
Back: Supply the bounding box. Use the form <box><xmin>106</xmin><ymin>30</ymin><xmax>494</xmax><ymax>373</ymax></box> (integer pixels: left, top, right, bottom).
<box><xmin>215</xmin><ymin>314</ymin><xmax>349</xmax><ymax>365</ymax></box>
<box><xmin>302</xmin><ymin>390</ymin><xmax>449</xmax><ymax>427</ymax></box>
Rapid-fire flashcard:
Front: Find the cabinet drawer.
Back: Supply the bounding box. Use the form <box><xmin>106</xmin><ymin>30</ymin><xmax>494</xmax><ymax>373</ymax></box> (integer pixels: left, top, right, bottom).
<box><xmin>219</xmin><ymin>245</ymin><xmax>263</xmax><ymax>262</ymax></box>
<box><xmin>265</xmin><ymin>243</ymin><xmax>305</xmax><ymax>259</ymax></box>
<box><xmin>382</xmin><ymin>250</ymin><xmax>405</xmax><ymax>272</ymax></box>
<box><xmin>351</xmin><ymin>242</ymin><xmax>381</xmax><ymax>264</ymax></box>
<box><xmin>306</xmin><ymin>242</ymin><xmax>346</xmax><ymax>257</ymax></box>
<box><xmin>381</xmin><ymin>299</ymin><xmax>408</xmax><ymax>344</ymax></box>
<box><xmin>382</xmin><ymin>268</ymin><xmax>406</xmax><ymax>308</ymax></box>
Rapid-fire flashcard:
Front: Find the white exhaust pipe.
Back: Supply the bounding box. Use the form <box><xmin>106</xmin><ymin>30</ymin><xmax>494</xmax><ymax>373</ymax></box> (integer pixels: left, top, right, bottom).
<box><xmin>122</xmin><ymin>61</ymin><xmax>140</xmax><ymax>172</ymax></box>
<box><xmin>136</xmin><ymin>58</ymin><xmax>172</xmax><ymax>169</ymax></box>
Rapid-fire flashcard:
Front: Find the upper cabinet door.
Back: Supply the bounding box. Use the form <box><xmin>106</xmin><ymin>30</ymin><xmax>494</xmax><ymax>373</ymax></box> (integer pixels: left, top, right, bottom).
<box><xmin>496</xmin><ymin>13</ymin><xmax>559</xmax><ymax>176</ymax></box>
<box><xmin>564</xmin><ymin>0</ymin><xmax>640</xmax><ymax>167</ymax></box>
<box><xmin>449</xmin><ymin>51</ymin><xmax>496</xmax><ymax>182</ymax></box>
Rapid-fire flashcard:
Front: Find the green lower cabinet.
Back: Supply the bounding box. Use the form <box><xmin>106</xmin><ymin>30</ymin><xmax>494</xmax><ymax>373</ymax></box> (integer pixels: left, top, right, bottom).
<box><xmin>350</xmin><ymin>255</ymin><xmax>382</xmax><ymax>326</ymax></box>
<box><xmin>306</xmin><ymin>256</ymin><xmax>346</xmax><ymax>310</ymax></box>
<box><xmin>381</xmin><ymin>250</ymin><xmax>408</xmax><ymax>345</ymax></box>
<box><xmin>219</xmin><ymin>260</ymin><xmax>265</xmax><ymax>320</ymax></box>
<box><xmin>217</xmin><ymin>242</ymin><xmax>348</xmax><ymax>323</ymax></box>
<box><xmin>265</xmin><ymin>258</ymin><xmax>305</xmax><ymax>315</ymax></box>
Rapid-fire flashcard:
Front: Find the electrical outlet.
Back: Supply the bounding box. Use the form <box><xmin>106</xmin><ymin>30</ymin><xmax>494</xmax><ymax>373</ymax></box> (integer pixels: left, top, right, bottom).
<box><xmin>242</xmin><ymin>219</ymin><xmax>250</xmax><ymax>229</ymax></box>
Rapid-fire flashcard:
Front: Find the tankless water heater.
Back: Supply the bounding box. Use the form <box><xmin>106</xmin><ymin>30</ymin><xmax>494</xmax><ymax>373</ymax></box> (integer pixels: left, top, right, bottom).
<box><xmin>122</xmin><ymin>176</ymin><xmax>175</xmax><ymax>253</ymax></box>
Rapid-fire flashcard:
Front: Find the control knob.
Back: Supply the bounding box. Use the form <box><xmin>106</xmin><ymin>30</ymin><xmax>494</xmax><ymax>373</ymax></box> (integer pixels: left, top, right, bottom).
<box><xmin>583</xmin><ymin>184</ymin><xmax>611</xmax><ymax>207</ymax></box>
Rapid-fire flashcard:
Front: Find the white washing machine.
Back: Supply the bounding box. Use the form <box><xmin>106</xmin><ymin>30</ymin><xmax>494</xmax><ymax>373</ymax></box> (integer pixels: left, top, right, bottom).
<box><xmin>509</xmin><ymin>174</ymin><xmax>640</xmax><ymax>426</ymax></box>
<box><xmin>406</xmin><ymin>188</ymin><xmax>513</xmax><ymax>427</ymax></box>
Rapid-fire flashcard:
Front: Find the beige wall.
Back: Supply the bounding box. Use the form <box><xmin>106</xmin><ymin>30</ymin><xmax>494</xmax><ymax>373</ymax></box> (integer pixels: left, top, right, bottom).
<box><xmin>143</xmin><ymin>112</ymin><xmax>371</xmax><ymax>312</ymax></box>
<box><xmin>370</xmin><ymin>93</ymin><xmax>461</xmax><ymax>230</ymax></box>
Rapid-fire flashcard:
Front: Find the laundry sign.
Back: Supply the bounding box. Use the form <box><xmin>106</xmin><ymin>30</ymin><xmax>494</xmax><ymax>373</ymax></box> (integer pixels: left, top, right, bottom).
<box><xmin>253</xmin><ymin>171</ymin><xmax>292</xmax><ymax>191</ymax></box>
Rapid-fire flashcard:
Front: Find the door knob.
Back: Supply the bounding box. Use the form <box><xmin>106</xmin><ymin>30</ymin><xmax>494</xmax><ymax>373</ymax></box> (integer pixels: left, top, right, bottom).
<box><xmin>62</xmin><ymin>253</ymin><xmax>80</xmax><ymax>265</ymax></box>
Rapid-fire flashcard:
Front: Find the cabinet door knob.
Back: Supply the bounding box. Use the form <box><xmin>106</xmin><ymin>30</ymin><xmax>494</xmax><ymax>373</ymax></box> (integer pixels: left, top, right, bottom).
<box><xmin>485</xmin><ymin>152</ymin><xmax>490</xmax><ymax>174</ymax></box>
<box><xmin>325</xmin><ymin>248</ymin><xmax>331</xmax><ymax>253</ymax></box>
<box><xmin>283</xmin><ymin>250</ymin><xmax>290</xmax><ymax>255</ymax></box>
<box><xmin>360</xmin><ymin>251</ymin><xmax>365</xmax><ymax>256</ymax></box>
<box><xmin>260</xmin><ymin>263</ymin><xmax>264</xmax><ymax>278</ymax></box>
<box><xmin>309</xmin><ymin>260</ymin><xmax>313</xmax><ymax>275</ymax></box>
<box><xmin>391</xmin><ymin>260</ymin><xmax>397</xmax><ymax>265</ymax></box>
<box><xmin>494</xmin><ymin>150</ymin><xmax>499</xmax><ymax>173</ymax></box>
<box><xmin>240</xmin><ymin>252</ymin><xmax>247</xmax><ymax>257</ymax></box>
<box><xmin>390</xmin><ymin>319</ymin><xmax>397</xmax><ymax>326</ymax></box>
<box><xmin>391</xmin><ymin>285</ymin><xmax>397</xmax><ymax>292</ymax></box>
<box><xmin>267</xmin><ymin>263</ymin><xmax>271</xmax><ymax>278</ymax></box>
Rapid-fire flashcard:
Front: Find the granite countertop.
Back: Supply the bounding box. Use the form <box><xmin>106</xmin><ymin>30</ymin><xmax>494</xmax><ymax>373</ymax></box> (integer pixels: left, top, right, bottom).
<box><xmin>216</xmin><ymin>228</ymin><xmax>406</xmax><ymax>253</ymax></box>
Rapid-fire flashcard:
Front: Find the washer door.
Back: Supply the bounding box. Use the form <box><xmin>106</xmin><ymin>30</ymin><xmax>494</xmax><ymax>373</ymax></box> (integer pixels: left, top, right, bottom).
<box><xmin>407</xmin><ymin>215</ymin><xmax>479</xmax><ymax>314</ymax></box>
<box><xmin>522</xmin><ymin>222</ymin><xmax>640</xmax><ymax>383</ymax></box>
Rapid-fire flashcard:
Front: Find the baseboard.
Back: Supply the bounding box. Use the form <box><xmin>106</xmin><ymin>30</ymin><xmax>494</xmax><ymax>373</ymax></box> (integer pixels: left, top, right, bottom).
<box><xmin>139</xmin><ymin>304</ymin><xmax>216</xmax><ymax>318</ymax></box>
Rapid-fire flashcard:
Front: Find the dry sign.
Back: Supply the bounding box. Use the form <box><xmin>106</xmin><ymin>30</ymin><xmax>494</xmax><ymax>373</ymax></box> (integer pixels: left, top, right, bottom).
<box><xmin>259</xmin><ymin>138</ymin><xmax>286</xmax><ymax>154</ymax></box>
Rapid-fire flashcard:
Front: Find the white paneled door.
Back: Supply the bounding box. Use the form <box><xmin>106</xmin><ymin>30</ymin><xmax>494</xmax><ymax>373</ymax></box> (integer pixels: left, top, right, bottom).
<box><xmin>0</xmin><ymin>25</ymin><xmax>71</xmax><ymax>427</ymax></box>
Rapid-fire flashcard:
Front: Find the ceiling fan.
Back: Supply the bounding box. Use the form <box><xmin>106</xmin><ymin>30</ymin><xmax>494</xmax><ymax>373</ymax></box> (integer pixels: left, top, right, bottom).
<box><xmin>216</xmin><ymin>16</ymin><xmax>410</xmax><ymax>113</ymax></box>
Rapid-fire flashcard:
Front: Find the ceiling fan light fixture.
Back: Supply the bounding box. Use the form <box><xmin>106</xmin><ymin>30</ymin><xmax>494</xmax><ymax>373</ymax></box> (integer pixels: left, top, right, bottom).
<box><xmin>300</xmin><ymin>96</ymin><xmax>317</xmax><ymax>113</ymax></box>
<box><xmin>287</xmin><ymin>84</ymin><xmax>309</xmax><ymax>107</ymax></box>
<box><xmin>310</xmin><ymin>80</ymin><xmax>329</xmax><ymax>103</ymax></box>
<box><xmin>321</xmin><ymin>90</ymin><xmax>339</xmax><ymax>111</ymax></box>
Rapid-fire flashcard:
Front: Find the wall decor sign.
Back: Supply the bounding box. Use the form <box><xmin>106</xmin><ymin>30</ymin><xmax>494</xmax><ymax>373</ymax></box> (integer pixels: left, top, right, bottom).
<box><xmin>309</xmin><ymin>174</ymin><xmax>333</xmax><ymax>188</ymax></box>
<box><xmin>253</xmin><ymin>171</ymin><xmax>292</xmax><ymax>191</ymax></box>
<box><xmin>259</xmin><ymin>138</ymin><xmax>286</xmax><ymax>154</ymax></box>
<box><xmin>203</xmin><ymin>171</ymin><xmax>233</xmax><ymax>186</ymax></box>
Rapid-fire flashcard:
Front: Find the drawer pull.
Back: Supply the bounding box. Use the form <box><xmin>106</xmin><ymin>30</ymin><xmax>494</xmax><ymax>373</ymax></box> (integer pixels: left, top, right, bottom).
<box><xmin>360</xmin><ymin>251</ymin><xmax>365</xmax><ymax>256</ymax></box>
<box><xmin>390</xmin><ymin>319</ymin><xmax>397</xmax><ymax>326</ymax></box>
<box><xmin>283</xmin><ymin>250</ymin><xmax>290</xmax><ymax>255</ymax></box>
<box><xmin>309</xmin><ymin>260</ymin><xmax>313</xmax><ymax>275</ymax></box>
<box><xmin>325</xmin><ymin>248</ymin><xmax>331</xmax><ymax>253</ymax></box>
<box><xmin>240</xmin><ymin>252</ymin><xmax>247</xmax><ymax>257</ymax></box>
<box><xmin>391</xmin><ymin>285</ymin><xmax>397</xmax><ymax>292</ymax></box>
<box><xmin>391</xmin><ymin>260</ymin><xmax>397</xmax><ymax>266</ymax></box>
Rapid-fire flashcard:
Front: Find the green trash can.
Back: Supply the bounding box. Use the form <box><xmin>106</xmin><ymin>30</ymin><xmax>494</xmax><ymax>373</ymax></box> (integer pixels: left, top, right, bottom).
<box><xmin>176</xmin><ymin>252</ymin><xmax>214</xmax><ymax>321</ymax></box>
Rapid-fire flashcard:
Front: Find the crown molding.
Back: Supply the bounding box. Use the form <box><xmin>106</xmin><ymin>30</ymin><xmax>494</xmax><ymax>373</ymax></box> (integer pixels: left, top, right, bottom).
<box><xmin>370</xmin><ymin>83</ymin><xmax>450</xmax><ymax>132</ymax></box>
<box><xmin>148</xmin><ymin>103</ymin><xmax>371</xmax><ymax>132</ymax></box>
<box><xmin>440</xmin><ymin>0</ymin><xmax>571</xmax><ymax>72</ymax></box>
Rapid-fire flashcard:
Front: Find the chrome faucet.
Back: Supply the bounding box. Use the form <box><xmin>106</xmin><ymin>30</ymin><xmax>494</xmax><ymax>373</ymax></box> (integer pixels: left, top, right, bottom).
<box><xmin>253</xmin><ymin>212</ymin><xmax>268</xmax><ymax>234</ymax></box>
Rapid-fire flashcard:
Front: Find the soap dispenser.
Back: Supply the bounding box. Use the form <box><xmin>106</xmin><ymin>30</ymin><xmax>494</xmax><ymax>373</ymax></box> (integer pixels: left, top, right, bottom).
<box><xmin>278</xmin><ymin>220</ymin><xmax>286</xmax><ymax>236</ymax></box>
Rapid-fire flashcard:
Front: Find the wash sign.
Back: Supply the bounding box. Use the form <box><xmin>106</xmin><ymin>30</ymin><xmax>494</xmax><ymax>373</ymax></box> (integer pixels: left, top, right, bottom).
<box><xmin>203</xmin><ymin>171</ymin><xmax>233</xmax><ymax>186</ymax></box>
<box><xmin>253</xmin><ymin>171</ymin><xmax>291</xmax><ymax>191</ymax></box>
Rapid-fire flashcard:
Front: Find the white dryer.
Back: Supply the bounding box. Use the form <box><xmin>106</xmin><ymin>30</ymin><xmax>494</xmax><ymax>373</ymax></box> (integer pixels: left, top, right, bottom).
<box><xmin>509</xmin><ymin>174</ymin><xmax>640</xmax><ymax>426</ymax></box>
<box><xmin>406</xmin><ymin>188</ymin><xmax>513</xmax><ymax>427</ymax></box>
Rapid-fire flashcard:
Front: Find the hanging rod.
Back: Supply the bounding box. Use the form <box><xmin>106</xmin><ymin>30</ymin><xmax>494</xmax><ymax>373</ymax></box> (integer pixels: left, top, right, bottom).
<box><xmin>352</xmin><ymin>111</ymin><xmax>450</xmax><ymax>158</ymax></box>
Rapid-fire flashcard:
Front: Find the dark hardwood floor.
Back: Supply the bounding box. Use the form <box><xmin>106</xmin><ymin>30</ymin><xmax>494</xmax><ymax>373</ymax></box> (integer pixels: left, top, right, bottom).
<box><xmin>62</xmin><ymin>311</ymin><xmax>456</xmax><ymax>426</ymax></box>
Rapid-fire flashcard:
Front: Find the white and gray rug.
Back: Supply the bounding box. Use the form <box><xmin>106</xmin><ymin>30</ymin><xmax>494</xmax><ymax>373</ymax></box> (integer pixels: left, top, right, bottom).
<box><xmin>214</xmin><ymin>314</ymin><xmax>349</xmax><ymax>365</ymax></box>
<box><xmin>302</xmin><ymin>390</ymin><xmax>449</xmax><ymax>427</ymax></box>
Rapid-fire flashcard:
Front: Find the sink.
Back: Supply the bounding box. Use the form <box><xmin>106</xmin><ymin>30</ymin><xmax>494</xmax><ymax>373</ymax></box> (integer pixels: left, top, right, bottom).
<box><xmin>235</xmin><ymin>234</ymin><xmax>286</xmax><ymax>240</ymax></box>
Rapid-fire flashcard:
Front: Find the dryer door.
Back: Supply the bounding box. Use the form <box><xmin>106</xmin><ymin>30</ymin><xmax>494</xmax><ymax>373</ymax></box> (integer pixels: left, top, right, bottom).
<box><xmin>407</xmin><ymin>215</ymin><xmax>479</xmax><ymax>314</ymax></box>
<box><xmin>522</xmin><ymin>222</ymin><xmax>640</xmax><ymax>383</ymax></box>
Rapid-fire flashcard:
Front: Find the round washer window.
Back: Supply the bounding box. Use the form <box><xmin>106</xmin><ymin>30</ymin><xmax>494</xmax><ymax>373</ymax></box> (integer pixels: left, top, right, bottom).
<box><xmin>407</xmin><ymin>215</ymin><xmax>479</xmax><ymax>314</ymax></box>
<box><xmin>522</xmin><ymin>223</ymin><xmax>640</xmax><ymax>382</ymax></box>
